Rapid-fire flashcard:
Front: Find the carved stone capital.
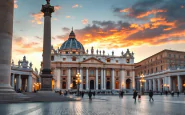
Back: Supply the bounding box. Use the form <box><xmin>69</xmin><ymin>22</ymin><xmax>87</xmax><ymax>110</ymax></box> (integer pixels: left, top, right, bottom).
<box><xmin>41</xmin><ymin>4</ymin><xmax>54</xmax><ymax>17</ymax></box>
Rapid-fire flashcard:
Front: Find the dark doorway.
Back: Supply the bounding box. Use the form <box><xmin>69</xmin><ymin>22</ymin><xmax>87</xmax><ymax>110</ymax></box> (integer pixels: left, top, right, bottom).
<box><xmin>126</xmin><ymin>79</ymin><xmax>131</xmax><ymax>89</ymax></box>
<box><xmin>62</xmin><ymin>82</ymin><xmax>66</xmax><ymax>89</ymax></box>
<box><xmin>90</xmin><ymin>80</ymin><xmax>94</xmax><ymax>89</ymax></box>
<box><xmin>106</xmin><ymin>81</ymin><xmax>110</xmax><ymax>89</ymax></box>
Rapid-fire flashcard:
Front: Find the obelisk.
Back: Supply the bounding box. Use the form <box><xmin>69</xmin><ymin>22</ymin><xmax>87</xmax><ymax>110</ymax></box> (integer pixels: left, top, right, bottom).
<box><xmin>0</xmin><ymin>0</ymin><xmax>14</xmax><ymax>93</ymax></box>
<box><xmin>40</xmin><ymin>0</ymin><xmax>54</xmax><ymax>91</ymax></box>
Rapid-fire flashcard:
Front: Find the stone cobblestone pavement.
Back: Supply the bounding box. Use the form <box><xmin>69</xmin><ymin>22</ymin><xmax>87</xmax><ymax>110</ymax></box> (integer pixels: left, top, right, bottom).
<box><xmin>0</xmin><ymin>95</ymin><xmax>185</xmax><ymax>115</ymax></box>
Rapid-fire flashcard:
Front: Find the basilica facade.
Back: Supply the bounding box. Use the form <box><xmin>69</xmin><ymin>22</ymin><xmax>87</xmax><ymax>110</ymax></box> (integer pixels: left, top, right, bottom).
<box><xmin>48</xmin><ymin>30</ymin><xmax>135</xmax><ymax>92</ymax></box>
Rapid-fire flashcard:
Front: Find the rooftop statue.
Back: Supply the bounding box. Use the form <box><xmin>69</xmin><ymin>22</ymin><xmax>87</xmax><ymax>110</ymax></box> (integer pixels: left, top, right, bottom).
<box><xmin>46</xmin><ymin>0</ymin><xmax>50</xmax><ymax>4</ymax></box>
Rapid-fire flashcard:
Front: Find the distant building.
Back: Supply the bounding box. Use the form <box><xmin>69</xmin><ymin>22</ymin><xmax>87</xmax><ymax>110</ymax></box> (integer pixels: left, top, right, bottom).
<box><xmin>135</xmin><ymin>50</ymin><xmax>185</xmax><ymax>92</ymax></box>
<box><xmin>11</xmin><ymin>56</ymin><xmax>40</xmax><ymax>92</ymax></box>
<box><xmin>42</xmin><ymin>29</ymin><xmax>135</xmax><ymax>92</ymax></box>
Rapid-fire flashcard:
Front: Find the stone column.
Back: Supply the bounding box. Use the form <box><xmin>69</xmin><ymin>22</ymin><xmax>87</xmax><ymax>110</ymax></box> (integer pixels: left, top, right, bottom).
<box><xmin>145</xmin><ymin>80</ymin><xmax>148</xmax><ymax>91</ymax></box>
<box><xmin>132</xmin><ymin>71</ymin><xmax>135</xmax><ymax>89</ymax></box>
<box><xmin>158</xmin><ymin>79</ymin><xmax>161</xmax><ymax>92</ymax></box>
<box><xmin>18</xmin><ymin>74</ymin><xmax>22</xmax><ymax>90</ymax></box>
<box><xmin>0</xmin><ymin>0</ymin><xmax>14</xmax><ymax>92</ymax></box>
<box><xmin>56</xmin><ymin>68</ymin><xmax>61</xmax><ymax>90</ymax></box>
<box><xmin>96</xmin><ymin>68</ymin><xmax>98</xmax><ymax>90</ymax></box>
<box><xmin>177</xmin><ymin>75</ymin><xmax>182</xmax><ymax>92</ymax></box>
<box><xmin>169</xmin><ymin>76</ymin><xmax>172</xmax><ymax>91</ymax></box>
<box><xmin>11</xmin><ymin>74</ymin><xmax>15</xmax><ymax>87</ymax></box>
<box><xmin>86</xmin><ymin>68</ymin><xmax>89</xmax><ymax>90</ymax></box>
<box><xmin>68</xmin><ymin>68</ymin><xmax>71</xmax><ymax>90</ymax></box>
<box><xmin>80</xmin><ymin>68</ymin><xmax>83</xmax><ymax>90</ymax></box>
<box><xmin>162</xmin><ymin>77</ymin><xmax>165</xmax><ymax>91</ymax></box>
<box><xmin>103</xmin><ymin>69</ymin><xmax>106</xmax><ymax>90</ymax></box>
<box><xmin>101</xmin><ymin>68</ymin><xmax>103</xmax><ymax>90</ymax></box>
<box><xmin>28</xmin><ymin>75</ymin><xmax>32</xmax><ymax>92</ymax></box>
<box><xmin>40</xmin><ymin>0</ymin><xmax>55</xmax><ymax>91</ymax></box>
<box><xmin>149</xmin><ymin>80</ymin><xmax>152</xmax><ymax>90</ymax></box>
<box><xmin>153</xmin><ymin>79</ymin><xmax>156</xmax><ymax>91</ymax></box>
<box><xmin>111</xmin><ymin>69</ymin><xmax>115</xmax><ymax>90</ymax></box>
<box><xmin>120</xmin><ymin>69</ymin><xmax>125</xmax><ymax>89</ymax></box>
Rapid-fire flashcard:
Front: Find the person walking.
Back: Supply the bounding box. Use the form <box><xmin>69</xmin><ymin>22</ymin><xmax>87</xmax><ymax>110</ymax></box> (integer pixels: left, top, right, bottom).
<box><xmin>177</xmin><ymin>90</ymin><xmax>180</xmax><ymax>97</ymax></box>
<box><xmin>88</xmin><ymin>90</ymin><xmax>92</xmax><ymax>100</ymax></box>
<box><xmin>133</xmin><ymin>90</ymin><xmax>138</xmax><ymax>102</ymax></box>
<box><xmin>149</xmin><ymin>90</ymin><xmax>154</xmax><ymax>101</ymax></box>
<box><xmin>171</xmin><ymin>91</ymin><xmax>174</xmax><ymax>97</ymax></box>
<box><xmin>81</xmin><ymin>91</ymin><xmax>84</xmax><ymax>98</ymax></box>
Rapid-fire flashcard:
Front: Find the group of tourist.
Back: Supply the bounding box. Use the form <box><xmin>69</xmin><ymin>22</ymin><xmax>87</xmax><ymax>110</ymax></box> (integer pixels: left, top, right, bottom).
<box><xmin>81</xmin><ymin>90</ymin><xmax>96</xmax><ymax>99</ymax></box>
<box><xmin>133</xmin><ymin>90</ymin><xmax>154</xmax><ymax>102</ymax></box>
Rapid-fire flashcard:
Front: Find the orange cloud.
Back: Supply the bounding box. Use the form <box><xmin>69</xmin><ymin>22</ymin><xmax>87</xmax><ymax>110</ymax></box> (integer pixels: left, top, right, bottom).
<box><xmin>66</xmin><ymin>16</ymin><xmax>71</xmax><ymax>18</ymax></box>
<box><xmin>14</xmin><ymin>0</ymin><xmax>18</xmax><ymax>9</ymax></box>
<box><xmin>136</xmin><ymin>9</ymin><xmax>167</xmax><ymax>19</ymax></box>
<box><xmin>120</xmin><ymin>8</ymin><xmax>130</xmax><ymax>12</ymax></box>
<box><xmin>54</xmin><ymin>5</ymin><xmax>61</xmax><ymax>10</ymax></box>
<box><xmin>82</xmin><ymin>19</ymin><xmax>88</xmax><ymax>24</ymax></box>
<box><xmin>31</xmin><ymin>12</ymin><xmax>43</xmax><ymax>24</ymax></box>
<box><xmin>72</xmin><ymin>4</ymin><xmax>79</xmax><ymax>8</ymax></box>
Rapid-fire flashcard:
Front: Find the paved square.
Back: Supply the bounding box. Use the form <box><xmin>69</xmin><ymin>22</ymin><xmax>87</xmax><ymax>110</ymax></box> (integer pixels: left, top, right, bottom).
<box><xmin>0</xmin><ymin>95</ymin><xmax>185</xmax><ymax>115</ymax></box>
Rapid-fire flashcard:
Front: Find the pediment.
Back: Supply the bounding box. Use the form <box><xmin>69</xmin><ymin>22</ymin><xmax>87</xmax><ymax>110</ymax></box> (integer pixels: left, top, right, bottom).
<box><xmin>81</xmin><ymin>57</ymin><xmax>104</xmax><ymax>64</ymax></box>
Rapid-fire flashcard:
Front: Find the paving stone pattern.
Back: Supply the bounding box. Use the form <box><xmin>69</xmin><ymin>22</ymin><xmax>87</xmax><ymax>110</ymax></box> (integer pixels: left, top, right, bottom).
<box><xmin>0</xmin><ymin>95</ymin><xmax>185</xmax><ymax>115</ymax></box>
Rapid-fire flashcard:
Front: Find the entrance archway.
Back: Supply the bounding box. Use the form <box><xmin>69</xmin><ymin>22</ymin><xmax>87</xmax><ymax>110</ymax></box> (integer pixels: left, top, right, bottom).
<box><xmin>115</xmin><ymin>81</ymin><xmax>119</xmax><ymax>89</ymax></box>
<box><xmin>106</xmin><ymin>81</ymin><xmax>110</xmax><ymax>89</ymax></box>
<box><xmin>126</xmin><ymin>79</ymin><xmax>131</xmax><ymax>89</ymax></box>
<box><xmin>90</xmin><ymin>80</ymin><xmax>94</xmax><ymax>89</ymax></box>
<box><xmin>62</xmin><ymin>82</ymin><xmax>66</xmax><ymax>89</ymax></box>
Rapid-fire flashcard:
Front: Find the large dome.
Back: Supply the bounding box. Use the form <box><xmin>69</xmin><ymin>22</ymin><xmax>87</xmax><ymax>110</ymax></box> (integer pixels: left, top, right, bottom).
<box><xmin>60</xmin><ymin>29</ymin><xmax>85</xmax><ymax>52</ymax></box>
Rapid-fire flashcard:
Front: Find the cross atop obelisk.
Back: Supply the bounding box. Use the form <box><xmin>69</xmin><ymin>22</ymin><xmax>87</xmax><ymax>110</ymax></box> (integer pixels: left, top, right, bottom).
<box><xmin>40</xmin><ymin>0</ymin><xmax>55</xmax><ymax>91</ymax></box>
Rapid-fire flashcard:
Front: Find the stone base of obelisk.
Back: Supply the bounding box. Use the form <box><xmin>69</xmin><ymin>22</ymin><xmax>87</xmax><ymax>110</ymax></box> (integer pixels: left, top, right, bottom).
<box><xmin>40</xmin><ymin>69</ymin><xmax>53</xmax><ymax>91</ymax></box>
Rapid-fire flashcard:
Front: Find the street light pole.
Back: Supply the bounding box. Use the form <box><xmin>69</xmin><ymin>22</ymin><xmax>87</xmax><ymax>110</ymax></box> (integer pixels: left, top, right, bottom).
<box><xmin>76</xmin><ymin>73</ymin><xmax>81</xmax><ymax>96</ymax></box>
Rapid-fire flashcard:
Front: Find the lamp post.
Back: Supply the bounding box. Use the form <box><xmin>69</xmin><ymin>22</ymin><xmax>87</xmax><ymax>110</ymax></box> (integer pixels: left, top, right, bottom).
<box><xmin>76</xmin><ymin>73</ymin><xmax>82</xmax><ymax>96</ymax></box>
<box><xmin>140</xmin><ymin>74</ymin><xmax>146</xmax><ymax>95</ymax></box>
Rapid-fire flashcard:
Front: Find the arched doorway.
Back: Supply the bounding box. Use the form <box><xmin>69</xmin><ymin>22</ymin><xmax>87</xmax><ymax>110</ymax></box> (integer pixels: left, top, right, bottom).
<box><xmin>106</xmin><ymin>81</ymin><xmax>110</xmax><ymax>89</ymax></box>
<box><xmin>115</xmin><ymin>81</ymin><xmax>119</xmax><ymax>89</ymax></box>
<box><xmin>90</xmin><ymin>80</ymin><xmax>94</xmax><ymax>89</ymax></box>
<box><xmin>126</xmin><ymin>79</ymin><xmax>131</xmax><ymax>89</ymax></box>
<box><xmin>62</xmin><ymin>82</ymin><xmax>66</xmax><ymax>89</ymax></box>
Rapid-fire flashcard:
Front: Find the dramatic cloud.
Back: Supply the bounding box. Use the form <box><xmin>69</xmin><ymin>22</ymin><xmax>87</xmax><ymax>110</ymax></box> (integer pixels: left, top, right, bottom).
<box><xmin>13</xmin><ymin>37</ymin><xmax>42</xmax><ymax>54</ymax></box>
<box><xmin>14</xmin><ymin>0</ymin><xmax>18</xmax><ymax>9</ymax></box>
<box><xmin>31</xmin><ymin>5</ymin><xmax>61</xmax><ymax>25</ymax></box>
<box><xmin>82</xmin><ymin>19</ymin><xmax>88</xmax><ymax>24</ymax></box>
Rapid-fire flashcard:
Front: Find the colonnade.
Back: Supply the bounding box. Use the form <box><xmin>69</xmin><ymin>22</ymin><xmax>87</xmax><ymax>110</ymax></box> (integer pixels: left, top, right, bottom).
<box><xmin>10</xmin><ymin>74</ymin><xmax>33</xmax><ymax>92</ymax></box>
<box><xmin>138</xmin><ymin>75</ymin><xmax>184</xmax><ymax>92</ymax></box>
<box><xmin>55</xmin><ymin>67</ymin><xmax>135</xmax><ymax>91</ymax></box>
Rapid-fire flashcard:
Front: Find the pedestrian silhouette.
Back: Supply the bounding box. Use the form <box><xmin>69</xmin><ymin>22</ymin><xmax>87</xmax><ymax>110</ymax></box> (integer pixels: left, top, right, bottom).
<box><xmin>149</xmin><ymin>90</ymin><xmax>154</xmax><ymax>101</ymax></box>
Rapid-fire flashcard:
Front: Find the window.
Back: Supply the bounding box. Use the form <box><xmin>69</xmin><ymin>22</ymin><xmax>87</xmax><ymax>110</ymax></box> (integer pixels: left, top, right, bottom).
<box><xmin>83</xmin><ymin>58</ymin><xmax>86</xmax><ymax>60</ymax></box>
<box><xmin>90</xmin><ymin>70</ymin><xmax>94</xmax><ymax>76</ymax></box>
<box><xmin>116</xmin><ymin>71</ymin><xmax>118</xmax><ymax>76</ymax></box>
<box><xmin>98</xmin><ymin>58</ymin><xmax>101</xmax><ymax>60</ymax></box>
<box><xmin>107</xmin><ymin>59</ymin><xmax>111</xmax><ymax>63</ymax></box>
<box><xmin>73</xmin><ymin>52</ymin><xmax>76</xmax><ymax>54</ymax></box>
<box><xmin>169</xmin><ymin>54</ymin><xmax>171</xmax><ymax>57</ymax></box>
<box><xmin>106</xmin><ymin>70</ymin><xmax>111</xmax><ymax>76</ymax></box>
<box><xmin>156</xmin><ymin>67</ymin><xmax>158</xmax><ymax>72</ymax></box>
<box><xmin>161</xmin><ymin>66</ymin><xmax>163</xmax><ymax>71</ymax></box>
<box><xmin>116</xmin><ymin>60</ymin><xmax>118</xmax><ymax>63</ymax></box>
<box><xmin>66</xmin><ymin>51</ymin><xmax>68</xmax><ymax>54</ymax></box>
<box><xmin>63</xmin><ymin>70</ymin><xmax>66</xmax><ymax>75</ymax></box>
<box><xmin>63</xmin><ymin>58</ymin><xmax>66</xmax><ymax>61</ymax></box>
<box><xmin>72</xmin><ymin>57</ymin><xmax>76</xmax><ymax>61</ymax></box>
<box><xmin>63</xmin><ymin>78</ymin><xmax>65</xmax><ymax>80</ymax></box>
<box><xmin>127</xmin><ymin>71</ymin><xmax>130</xmax><ymax>76</ymax></box>
<box><xmin>126</xmin><ymin>59</ymin><xmax>130</xmax><ymax>63</ymax></box>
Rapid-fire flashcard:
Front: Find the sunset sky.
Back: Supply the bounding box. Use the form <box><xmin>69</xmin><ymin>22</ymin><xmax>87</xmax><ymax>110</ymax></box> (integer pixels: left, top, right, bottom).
<box><xmin>13</xmin><ymin>0</ymin><xmax>185</xmax><ymax>71</ymax></box>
